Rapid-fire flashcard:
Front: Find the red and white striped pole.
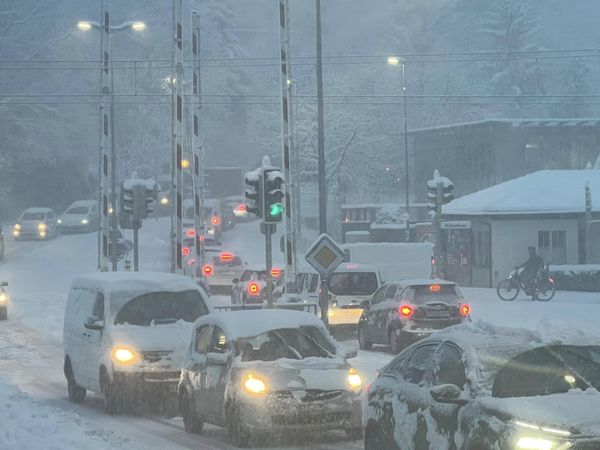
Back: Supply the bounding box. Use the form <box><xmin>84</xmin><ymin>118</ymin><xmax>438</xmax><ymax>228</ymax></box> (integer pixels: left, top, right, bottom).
<box><xmin>171</xmin><ymin>0</ymin><xmax>184</xmax><ymax>273</ymax></box>
<box><xmin>191</xmin><ymin>12</ymin><xmax>205</xmax><ymax>268</ymax></box>
<box><xmin>97</xmin><ymin>0</ymin><xmax>111</xmax><ymax>272</ymax></box>
<box><xmin>278</xmin><ymin>0</ymin><xmax>297</xmax><ymax>288</ymax></box>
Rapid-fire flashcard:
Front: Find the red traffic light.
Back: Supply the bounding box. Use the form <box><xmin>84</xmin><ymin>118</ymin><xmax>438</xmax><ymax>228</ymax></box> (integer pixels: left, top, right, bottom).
<box><xmin>248</xmin><ymin>281</ymin><xmax>261</xmax><ymax>296</ymax></box>
<box><xmin>202</xmin><ymin>264</ymin><xmax>213</xmax><ymax>276</ymax></box>
<box><xmin>271</xmin><ymin>268</ymin><xmax>282</xmax><ymax>278</ymax></box>
<box><xmin>238</xmin><ymin>204</ymin><xmax>246</xmax><ymax>212</ymax></box>
<box><xmin>182</xmin><ymin>247</ymin><xmax>191</xmax><ymax>256</ymax></box>
<box><xmin>186</xmin><ymin>229</ymin><xmax>196</xmax><ymax>238</ymax></box>
<box><xmin>211</xmin><ymin>216</ymin><xmax>221</xmax><ymax>226</ymax></box>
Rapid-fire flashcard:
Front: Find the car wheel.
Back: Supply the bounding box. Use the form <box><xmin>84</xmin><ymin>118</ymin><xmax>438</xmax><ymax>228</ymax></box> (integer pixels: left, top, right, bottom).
<box><xmin>181</xmin><ymin>391</ymin><xmax>204</xmax><ymax>434</ymax></box>
<box><xmin>65</xmin><ymin>359</ymin><xmax>86</xmax><ymax>403</ymax></box>
<box><xmin>227</xmin><ymin>402</ymin><xmax>251</xmax><ymax>447</ymax></box>
<box><xmin>101</xmin><ymin>370</ymin><xmax>122</xmax><ymax>415</ymax></box>
<box><xmin>345</xmin><ymin>428</ymin><xmax>363</xmax><ymax>440</ymax></box>
<box><xmin>365</xmin><ymin>425</ymin><xmax>398</xmax><ymax>450</ymax></box>
<box><xmin>390</xmin><ymin>328</ymin><xmax>404</xmax><ymax>354</ymax></box>
<box><xmin>358</xmin><ymin>326</ymin><xmax>372</xmax><ymax>351</ymax></box>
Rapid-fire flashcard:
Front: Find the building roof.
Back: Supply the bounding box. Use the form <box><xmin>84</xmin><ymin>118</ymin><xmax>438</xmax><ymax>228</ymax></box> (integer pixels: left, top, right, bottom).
<box><xmin>443</xmin><ymin>170</ymin><xmax>600</xmax><ymax>216</ymax></box>
<box><xmin>409</xmin><ymin>118</ymin><xmax>600</xmax><ymax>135</ymax></box>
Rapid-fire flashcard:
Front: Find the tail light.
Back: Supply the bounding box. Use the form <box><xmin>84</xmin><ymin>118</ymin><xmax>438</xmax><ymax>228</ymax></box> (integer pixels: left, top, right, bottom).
<box><xmin>182</xmin><ymin>247</ymin><xmax>191</xmax><ymax>257</ymax></box>
<box><xmin>248</xmin><ymin>282</ymin><xmax>261</xmax><ymax>296</ymax></box>
<box><xmin>220</xmin><ymin>252</ymin><xmax>234</xmax><ymax>263</ymax></box>
<box><xmin>202</xmin><ymin>264</ymin><xmax>213</xmax><ymax>276</ymax></box>
<box><xmin>398</xmin><ymin>305</ymin><xmax>414</xmax><ymax>319</ymax></box>
<box><xmin>238</xmin><ymin>204</ymin><xmax>246</xmax><ymax>212</ymax></box>
<box><xmin>271</xmin><ymin>268</ymin><xmax>282</xmax><ymax>278</ymax></box>
<box><xmin>211</xmin><ymin>216</ymin><xmax>221</xmax><ymax>226</ymax></box>
<box><xmin>459</xmin><ymin>303</ymin><xmax>471</xmax><ymax>317</ymax></box>
<box><xmin>186</xmin><ymin>229</ymin><xmax>196</xmax><ymax>238</ymax></box>
<box><xmin>429</xmin><ymin>284</ymin><xmax>441</xmax><ymax>292</ymax></box>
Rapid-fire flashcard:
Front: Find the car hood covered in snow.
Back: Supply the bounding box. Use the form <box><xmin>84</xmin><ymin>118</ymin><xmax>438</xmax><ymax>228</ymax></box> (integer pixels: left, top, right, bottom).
<box><xmin>481</xmin><ymin>391</ymin><xmax>600</xmax><ymax>436</ymax></box>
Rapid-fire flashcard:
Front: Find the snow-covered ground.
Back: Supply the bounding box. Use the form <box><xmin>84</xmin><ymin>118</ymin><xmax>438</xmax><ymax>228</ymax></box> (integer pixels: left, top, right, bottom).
<box><xmin>1</xmin><ymin>218</ymin><xmax>600</xmax><ymax>449</ymax></box>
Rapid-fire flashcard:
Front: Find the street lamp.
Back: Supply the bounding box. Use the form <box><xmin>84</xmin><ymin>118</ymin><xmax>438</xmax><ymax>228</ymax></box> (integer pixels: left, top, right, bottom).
<box><xmin>388</xmin><ymin>55</ymin><xmax>411</xmax><ymax>242</ymax></box>
<box><xmin>78</xmin><ymin>14</ymin><xmax>146</xmax><ymax>271</ymax></box>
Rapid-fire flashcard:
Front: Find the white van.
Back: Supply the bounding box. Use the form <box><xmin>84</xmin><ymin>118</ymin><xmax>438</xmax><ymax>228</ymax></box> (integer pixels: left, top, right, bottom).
<box><xmin>63</xmin><ymin>272</ymin><xmax>210</xmax><ymax>414</ymax></box>
<box><xmin>282</xmin><ymin>263</ymin><xmax>382</xmax><ymax>326</ymax></box>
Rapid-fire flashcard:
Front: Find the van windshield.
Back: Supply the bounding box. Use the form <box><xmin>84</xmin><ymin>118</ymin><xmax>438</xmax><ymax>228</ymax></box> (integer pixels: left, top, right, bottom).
<box><xmin>21</xmin><ymin>212</ymin><xmax>45</xmax><ymax>221</ymax></box>
<box><xmin>66</xmin><ymin>206</ymin><xmax>89</xmax><ymax>214</ymax></box>
<box><xmin>113</xmin><ymin>290</ymin><xmax>207</xmax><ymax>326</ymax></box>
<box><xmin>328</xmin><ymin>272</ymin><xmax>378</xmax><ymax>296</ymax></box>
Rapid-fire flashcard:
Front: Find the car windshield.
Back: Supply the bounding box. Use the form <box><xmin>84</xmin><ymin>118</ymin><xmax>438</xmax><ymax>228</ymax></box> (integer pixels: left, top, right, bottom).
<box><xmin>493</xmin><ymin>345</ymin><xmax>600</xmax><ymax>398</ymax></box>
<box><xmin>113</xmin><ymin>290</ymin><xmax>207</xmax><ymax>326</ymax></box>
<box><xmin>411</xmin><ymin>284</ymin><xmax>462</xmax><ymax>303</ymax></box>
<box><xmin>237</xmin><ymin>326</ymin><xmax>336</xmax><ymax>362</ymax></box>
<box><xmin>328</xmin><ymin>272</ymin><xmax>378</xmax><ymax>296</ymax></box>
<box><xmin>21</xmin><ymin>212</ymin><xmax>45</xmax><ymax>221</ymax></box>
<box><xmin>65</xmin><ymin>206</ymin><xmax>89</xmax><ymax>214</ymax></box>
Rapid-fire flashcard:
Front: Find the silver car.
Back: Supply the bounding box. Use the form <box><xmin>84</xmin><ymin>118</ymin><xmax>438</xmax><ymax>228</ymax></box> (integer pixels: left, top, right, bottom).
<box><xmin>178</xmin><ymin>310</ymin><xmax>363</xmax><ymax>447</ymax></box>
<box><xmin>13</xmin><ymin>207</ymin><xmax>59</xmax><ymax>240</ymax></box>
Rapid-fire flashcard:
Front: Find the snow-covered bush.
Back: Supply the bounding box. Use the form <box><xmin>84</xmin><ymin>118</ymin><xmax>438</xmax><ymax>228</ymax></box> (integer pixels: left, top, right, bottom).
<box><xmin>549</xmin><ymin>265</ymin><xmax>600</xmax><ymax>292</ymax></box>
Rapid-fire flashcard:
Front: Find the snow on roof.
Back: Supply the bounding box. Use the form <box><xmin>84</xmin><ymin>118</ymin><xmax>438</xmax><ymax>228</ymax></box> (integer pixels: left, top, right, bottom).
<box><xmin>194</xmin><ymin>309</ymin><xmax>326</xmax><ymax>340</ymax></box>
<box><xmin>67</xmin><ymin>200</ymin><xmax>96</xmax><ymax>208</ymax></box>
<box><xmin>23</xmin><ymin>207</ymin><xmax>52</xmax><ymax>213</ymax></box>
<box><xmin>121</xmin><ymin>178</ymin><xmax>159</xmax><ymax>190</ymax></box>
<box><xmin>409</xmin><ymin>118</ymin><xmax>600</xmax><ymax>135</ymax></box>
<box><xmin>385</xmin><ymin>278</ymin><xmax>456</xmax><ymax>286</ymax></box>
<box><xmin>444</xmin><ymin>170</ymin><xmax>600</xmax><ymax>216</ymax></box>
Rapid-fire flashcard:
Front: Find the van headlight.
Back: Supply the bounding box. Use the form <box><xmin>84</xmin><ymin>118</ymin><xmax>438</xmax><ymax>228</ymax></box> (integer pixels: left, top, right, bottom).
<box><xmin>0</xmin><ymin>293</ymin><xmax>8</xmax><ymax>304</ymax></box>
<box><xmin>347</xmin><ymin>367</ymin><xmax>362</xmax><ymax>391</ymax></box>
<box><xmin>242</xmin><ymin>372</ymin><xmax>268</xmax><ymax>396</ymax></box>
<box><xmin>38</xmin><ymin>223</ymin><xmax>46</xmax><ymax>231</ymax></box>
<box><xmin>111</xmin><ymin>346</ymin><xmax>140</xmax><ymax>365</ymax></box>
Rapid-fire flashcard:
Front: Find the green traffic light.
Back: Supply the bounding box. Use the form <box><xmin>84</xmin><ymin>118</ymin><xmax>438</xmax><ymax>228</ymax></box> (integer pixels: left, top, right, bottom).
<box><xmin>269</xmin><ymin>203</ymin><xmax>284</xmax><ymax>216</ymax></box>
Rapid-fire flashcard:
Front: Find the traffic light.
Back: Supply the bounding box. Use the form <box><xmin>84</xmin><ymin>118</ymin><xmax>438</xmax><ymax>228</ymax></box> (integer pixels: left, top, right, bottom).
<box><xmin>145</xmin><ymin>184</ymin><xmax>158</xmax><ymax>216</ymax></box>
<box><xmin>426</xmin><ymin>169</ymin><xmax>455</xmax><ymax>215</ymax></box>
<box><xmin>244</xmin><ymin>168</ymin><xmax>263</xmax><ymax>218</ymax></box>
<box><xmin>262</xmin><ymin>168</ymin><xmax>284</xmax><ymax>224</ymax></box>
<box><xmin>120</xmin><ymin>182</ymin><xmax>134</xmax><ymax>216</ymax></box>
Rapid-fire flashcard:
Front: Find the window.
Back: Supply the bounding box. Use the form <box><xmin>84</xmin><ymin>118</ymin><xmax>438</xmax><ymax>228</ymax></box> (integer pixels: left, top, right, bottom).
<box><xmin>308</xmin><ymin>274</ymin><xmax>319</xmax><ymax>293</ymax></box>
<box><xmin>195</xmin><ymin>325</ymin><xmax>211</xmax><ymax>354</ymax></box>
<box><xmin>328</xmin><ymin>272</ymin><xmax>378</xmax><ymax>296</ymax></box>
<box><xmin>371</xmin><ymin>285</ymin><xmax>388</xmax><ymax>305</ymax></box>
<box><xmin>92</xmin><ymin>292</ymin><xmax>104</xmax><ymax>321</ymax></box>
<box><xmin>434</xmin><ymin>344</ymin><xmax>467</xmax><ymax>388</ymax></box>
<box><xmin>210</xmin><ymin>327</ymin><xmax>228</xmax><ymax>354</ymax></box>
<box><xmin>474</xmin><ymin>230</ymin><xmax>490</xmax><ymax>268</ymax></box>
<box><xmin>538</xmin><ymin>230</ymin><xmax>566</xmax><ymax>264</ymax></box>
<box><xmin>384</xmin><ymin>285</ymin><xmax>398</xmax><ymax>300</ymax></box>
<box><xmin>401</xmin><ymin>343</ymin><xmax>438</xmax><ymax>384</ymax></box>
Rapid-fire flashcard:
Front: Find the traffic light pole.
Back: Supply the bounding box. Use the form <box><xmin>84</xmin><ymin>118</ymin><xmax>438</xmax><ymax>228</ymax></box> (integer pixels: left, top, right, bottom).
<box><xmin>265</xmin><ymin>223</ymin><xmax>274</xmax><ymax>308</ymax></box>
<box><xmin>133</xmin><ymin>219</ymin><xmax>140</xmax><ymax>271</ymax></box>
<box><xmin>434</xmin><ymin>181</ymin><xmax>442</xmax><ymax>278</ymax></box>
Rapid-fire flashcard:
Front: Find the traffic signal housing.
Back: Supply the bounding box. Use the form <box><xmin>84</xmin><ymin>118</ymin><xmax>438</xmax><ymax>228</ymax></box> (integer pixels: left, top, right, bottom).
<box><xmin>244</xmin><ymin>168</ymin><xmax>263</xmax><ymax>218</ymax></box>
<box><xmin>262</xmin><ymin>168</ymin><xmax>284</xmax><ymax>224</ymax></box>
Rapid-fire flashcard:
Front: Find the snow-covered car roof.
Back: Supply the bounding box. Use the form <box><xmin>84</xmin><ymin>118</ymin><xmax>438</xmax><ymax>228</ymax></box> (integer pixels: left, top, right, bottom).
<box><xmin>384</xmin><ymin>278</ymin><xmax>457</xmax><ymax>287</ymax></box>
<box><xmin>194</xmin><ymin>309</ymin><xmax>326</xmax><ymax>340</ymax></box>
<box><xmin>296</xmin><ymin>262</ymin><xmax>380</xmax><ymax>274</ymax></box>
<box><xmin>65</xmin><ymin>200</ymin><xmax>96</xmax><ymax>209</ymax></box>
<box><xmin>22</xmin><ymin>207</ymin><xmax>52</xmax><ymax>214</ymax></box>
<box><xmin>71</xmin><ymin>272</ymin><xmax>208</xmax><ymax>301</ymax></box>
<box><xmin>419</xmin><ymin>321</ymin><xmax>600</xmax><ymax>392</ymax></box>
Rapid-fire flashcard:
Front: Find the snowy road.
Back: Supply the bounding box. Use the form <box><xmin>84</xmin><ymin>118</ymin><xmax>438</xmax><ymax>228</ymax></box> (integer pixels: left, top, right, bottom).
<box><xmin>2</xmin><ymin>219</ymin><xmax>600</xmax><ymax>449</ymax></box>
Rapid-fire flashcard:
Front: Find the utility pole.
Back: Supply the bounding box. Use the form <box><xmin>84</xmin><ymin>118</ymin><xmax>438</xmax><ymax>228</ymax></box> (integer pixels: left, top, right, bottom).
<box><xmin>191</xmin><ymin>12</ymin><xmax>205</xmax><ymax>269</ymax></box>
<box><xmin>97</xmin><ymin>0</ymin><xmax>111</xmax><ymax>272</ymax></box>
<box><xmin>278</xmin><ymin>0</ymin><xmax>297</xmax><ymax>289</ymax></box>
<box><xmin>402</xmin><ymin>62</ymin><xmax>411</xmax><ymax>242</ymax></box>
<box><xmin>171</xmin><ymin>0</ymin><xmax>184</xmax><ymax>273</ymax></box>
<box><xmin>109</xmin><ymin>29</ymin><xmax>118</xmax><ymax>271</ymax></box>
<box><xmin>585</xmin><ymin>182</ymin><xmax>592</xmax><ymax>263</ymax></box>
<box><xmin>316</xmin><ymin>0</ymin><xmax>327</xmax><ymax>234</ymax></box>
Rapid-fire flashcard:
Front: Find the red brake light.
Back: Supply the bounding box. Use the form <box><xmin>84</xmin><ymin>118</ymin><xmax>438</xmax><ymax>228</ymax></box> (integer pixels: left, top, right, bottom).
<box><xmin>220</xmin><ymin>252</ymin><xmax>234</xmax><ymax>262</ymax></box>
<box><xmin>429</xmin><ymin>284</ymin><xmax>441</xmax><ymax>292</ymax></box>
<box><xmin>271</xmin><ymin>268</ymin><xmax>282</xmax><ymax>278</ymax></box>
<box><xmin>460</xmin><ymin>303</ymin><xmax>471</xmax><ymax>317</ymax></box>
<box><xmin>182</xmin><ymin>247</ymin><xmax>191</xmax><ymax>257</ymax></box>
<box><xmin>186</xmin><ymin>229</ymin><xmax>196</xmax><ymax>238</ymax></box>
<box><xmin>199</xmin><ymin>235</ymin><xmax>205</xmax><ymax>242</ymax></box>
<box><xmin>248</xmin><ymin>282</ymin><xmax>261</xmax><ymax>296</ymax></box>
<box><xmin>398</xmin><ymin>305</ymin><xmax>414</xmax><ymax>318</ymax></box>
<box><xmin>211</xmin><ymin>216</ymin><xmax>221</xmax><ymax>226</ymax></box>
<box><xmin>238</xmin><ymin>204</ymin><xmax>246</xmax><ymax>211</ymax></box>
<box><xmin>202</xmin><ymin>264</ymin><xmax>213</xmax><ymax>276</ymax></box>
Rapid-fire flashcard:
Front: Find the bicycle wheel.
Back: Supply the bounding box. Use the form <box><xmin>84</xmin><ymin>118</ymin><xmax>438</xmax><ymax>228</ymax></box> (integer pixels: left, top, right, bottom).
<box><xmin>534</xmin><ymin>278</ymin><xmax>556</xmax><ymax>302</ymax></box>
<box><xmin>497</xmin><ymin>278</ymin><xmax>520</xmax><ymax>301</ymax></box>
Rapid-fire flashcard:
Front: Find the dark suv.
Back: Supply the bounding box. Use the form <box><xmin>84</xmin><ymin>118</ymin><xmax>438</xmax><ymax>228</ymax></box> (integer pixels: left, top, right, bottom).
<box><xmin>357</xmin><ymin>279</ymin><xmax>470</xmax><ymax>354</ymax></box>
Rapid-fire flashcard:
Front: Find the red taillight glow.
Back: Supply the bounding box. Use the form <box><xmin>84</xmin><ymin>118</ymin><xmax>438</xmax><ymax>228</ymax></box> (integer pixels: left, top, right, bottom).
<box><xmin>220</xmin><ymin>252</ymin><xmax>234</xmax><ymax>262</ymax></box>
<box><xmin>460</xmin><ymin>303</ymin><xmax>471</xmax><ymax>317</ymax></box>
<box><xmin>398</xmin><ymin>305</ymin><xmax>414</xmax><ymax>318</ymax></box>
<box><xmin>187</xmin><ymin>258</ymin><xmax>196</xmax><ymax>266</ymax></box>
<box><xmin>182</xmin><ymin>247</ymin><xmax>191</xmax><ymax>256</ymax></box>
<box><xmin>199</xmin><ymin>235</ymin><xmax>205</xmax><ymax>242</ymax></box>
<box><xmin>271</xmin><ymin>268</ymin><xmax>282</xmax><ymax>277</ymax></box>
<box><xmin>211</xmin><ymin>216</ymin><xmax>221</xmax><ymax>226</ymax></box>
<box><xmin>186</xmin><ymin>229</ymin><xmax>196</xmax><ymax>238</ymax></box>
<box><xmin>238</xmin><ymin>204</ymin><xmax>246</xmax><ymax>212</ymax></box>
<box><xmin>202</xmin><ymin>264</ymin><xmax>213</xmax><ymax>276</ymax></box>
<box><xmin>429</xmin><ymin>284</ymin><xmax>441</xmax><ymax>292</ymax></box>
<box><xmin>248</xmin><ymin>282</ymin><xmax>261</xmax><ymax>296</ymax></box>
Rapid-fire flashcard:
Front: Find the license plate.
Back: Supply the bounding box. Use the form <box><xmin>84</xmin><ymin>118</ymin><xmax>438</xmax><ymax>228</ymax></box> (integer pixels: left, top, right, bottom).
<box><xmin>426</xmin><ymin>310</ymin><xmax>450</xmax><ymax>318</ymax></box>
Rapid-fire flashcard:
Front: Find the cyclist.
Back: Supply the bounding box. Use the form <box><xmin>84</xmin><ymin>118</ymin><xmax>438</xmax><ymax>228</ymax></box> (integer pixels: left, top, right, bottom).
<box><xmin>518</xmin><ymin>246</ymin><xmax>544</xmax><ymax>295</ymax></box>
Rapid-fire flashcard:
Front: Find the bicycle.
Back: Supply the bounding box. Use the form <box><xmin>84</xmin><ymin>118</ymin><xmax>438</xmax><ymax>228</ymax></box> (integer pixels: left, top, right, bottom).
<box><xmin>496</xmin><ymin>265</ymin><xmax>556</xmax><ymax>301</ymax></box>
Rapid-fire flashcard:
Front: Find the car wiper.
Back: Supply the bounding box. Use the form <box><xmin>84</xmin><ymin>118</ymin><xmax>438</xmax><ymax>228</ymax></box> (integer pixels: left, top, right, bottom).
<box><xmin>296</xmin><ymin>329</ymin><xmax>335</xmax><ymax>358</ymax></box>
<box><xmin>152</xmin><ymin>318</ymin><xmax>178</xmax><ymax>325</ymax></box>
<box><xmin>546</xmin><ymin>347</ymin><xmax>594</xmax><ymax>391</ymax></box>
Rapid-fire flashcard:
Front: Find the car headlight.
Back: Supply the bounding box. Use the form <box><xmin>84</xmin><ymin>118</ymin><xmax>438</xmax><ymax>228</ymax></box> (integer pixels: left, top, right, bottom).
<box><xmin>242</xmin><ymin>372</ymin><xmax>268</xmax><ymax>396</ymax></box>
<box><xmin>111</xmin><ymin>346</ymin><xmax>140</xmax><ymax>365</ymax></box>
<box><xmin>160</xmin><ymin>197</ymin><xmax>169</xmax><ymax>205</ymax></box>
<box><xmin>57</xmin><ymin>219</ymin><xmax>62</xmax><ymax>224</ymax></box>
<box><xmin>38</xmin><ymin>223</ymin><xmax>46</xmax><ymax>230</ymax></box>
<box><xmin>81</xmin><ymin>219</ymin><xmax>89</xmax><ymax>225</ymax></box>
<box><xmin>14</xmin><ymin>224</ymin><xmax>21</xmax><ymax>230</ymax></box>
<box><xmin>347</xmin><ymin>367</ymin><xmax>362</xmax><ymax>390</ymax></box>
<box><xmin>514</xmin><ymin>421</ymin><xmax>572</xmax><ymax>450</ymax></box>
<box><xmin>0</xmin><ymin>293</ymin><xmax>8</xmax><ymax>304</ymax></box>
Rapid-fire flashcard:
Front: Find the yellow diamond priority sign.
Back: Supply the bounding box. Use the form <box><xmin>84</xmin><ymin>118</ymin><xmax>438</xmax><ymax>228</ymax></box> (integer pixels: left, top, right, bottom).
<box><xmin>305</xmin><ymin>234</ymin><xmax>346</xmax><ymax>278</ymax></box>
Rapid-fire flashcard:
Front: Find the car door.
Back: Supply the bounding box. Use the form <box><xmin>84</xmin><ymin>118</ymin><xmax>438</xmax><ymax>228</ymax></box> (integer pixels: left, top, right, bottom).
<box><xmin>64</xmin><ymin>288</ymin><xmax>92</xmax><ymax>387</ymax></box>
<box><xmin>190</xmin><ymin>324</ymin><xmax>210</xmax><ymax>416</ymax></box>
<box><xmin>85</xmin><ymin>291</ymin><xmax>106</xmax><ymax>391</ymax></box>
<box><xmin>204</xmin><ymin>326</ymin><xmax>230</xmax><ymax>424</ymax></box>
<box><xmin>379</xmin><ymin>285</ymin><xmax>398</xmax><ymax>344</ymax></box>
<box><xmin>394</xmin><ymin>342</ymin><xmax>440</xmax><ymax>449</ymax></box>
<box><xmin>363</xmin><ymin>285</ymin><xmax>388</xmax><ymax>343</ymax></box>
<box><xmin>46</xmin><ymin>210</ymin><xmax>57</xmax><ymax>235</ymax></box>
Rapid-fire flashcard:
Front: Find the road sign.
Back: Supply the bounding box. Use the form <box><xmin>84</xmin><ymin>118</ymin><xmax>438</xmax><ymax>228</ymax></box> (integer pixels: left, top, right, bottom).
<box><xmin>441</xmin><ymin>221</ymin><xmax>471</xmax><ymax>230</ymax></box>
<box><xmin>305</xmin><ymin>234</ymin><xmax>345</xmax><ymax>278</ymax></box>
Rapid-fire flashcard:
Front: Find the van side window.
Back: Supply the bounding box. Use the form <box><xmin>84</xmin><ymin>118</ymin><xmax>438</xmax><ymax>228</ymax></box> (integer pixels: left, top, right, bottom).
<box><xmin>92</xmin><ymin>292</ymin><xmax>105</xmax><ymax>320</ymax></box>
<box><xmin>309</xmin><ymin>275</ymin><xmax>319</xmax><ymax>293</ymax></box>
<box><xmin>371</xmin><ymin>286</ymin><xmax>387</xmax><ymax>305</ymax></box>
<box><xmin>385</xmin><ymin>286</ymin><xmax>398</xmax><ymax>300</ymax></box>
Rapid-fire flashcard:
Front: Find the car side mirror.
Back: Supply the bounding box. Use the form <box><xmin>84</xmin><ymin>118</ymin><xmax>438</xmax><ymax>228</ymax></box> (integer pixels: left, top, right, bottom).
<box><xmin>430</xmin><ymin>384</ymin><xmax>468</xmax><ymax>405</ymax></box>
<box><xmin>232</xmin><ymin>278</ymin><xmax>239</xmax><ymax>284</ymax></box>
<box><xmin>344</xmin><ymin>349</ymin><xmax>358</xmax><ymax>359</ymax></box>
<box><xmin>361</xmin><ymin>299</ymin><xmax>370</xmax><ymax>307</ymax></box>
<box><xmin>206</xmin><ymin>352</ymin><xmax>228</xmax><ymax>366</ymax></box>
<box><xmin>84</xmin><ymin>316</ymin><xmax>104</xmax><ymax>331</ymax></box>
<box><xmin>1</xmin><ymin>282</ymin><xmax>7</xmax><ymax>287</ymax></box>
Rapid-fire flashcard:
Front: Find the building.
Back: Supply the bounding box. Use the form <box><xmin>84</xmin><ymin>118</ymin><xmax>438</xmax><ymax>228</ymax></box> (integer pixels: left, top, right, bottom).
<box><xmin>442</xmin><ymin>170</ymin><xmax>600</xmax><ymax>288</ymax></box>
<box><xmin>410</xmin><ymin>119</ymin><xmax>600</xmax><ymax>200</ymax></box>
